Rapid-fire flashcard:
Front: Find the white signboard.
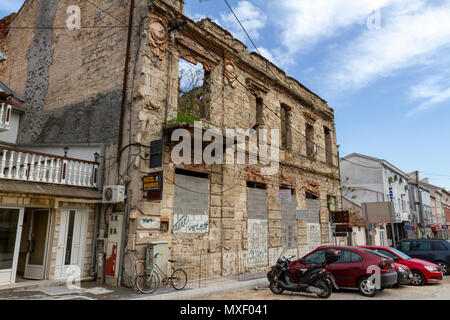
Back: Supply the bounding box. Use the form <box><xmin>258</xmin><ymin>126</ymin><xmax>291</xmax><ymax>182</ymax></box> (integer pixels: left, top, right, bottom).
<box><xmin>173</xmin><ymin>214</ymin><xmax>209</xmax><ymax>233</ymax></box>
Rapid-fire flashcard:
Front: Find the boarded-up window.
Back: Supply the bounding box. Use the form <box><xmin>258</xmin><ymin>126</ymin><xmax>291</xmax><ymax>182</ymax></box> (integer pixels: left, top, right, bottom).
<box><xmin>247</xmin><ymin>182</ymin><xmax>268</xmax><ymax>266</ymax></box>
<box><xmin>173</xmin><ymin>170</ymin><xmax>210</xmax><ymax>233</ymax></box>
<box><xmin>306</xmin><ymin>191</ymin><xmax>321</xmax><ymax>252</ymax></box>
<box><xmin>280</xmin><ymin>188</ymin><xmax>298</xmax><ymax>249</ymax></box>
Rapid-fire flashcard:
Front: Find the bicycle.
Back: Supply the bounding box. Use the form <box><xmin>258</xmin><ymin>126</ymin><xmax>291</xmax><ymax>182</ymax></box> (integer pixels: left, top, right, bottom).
<box><xmin>135</xmin><ymin>253</ymin><xmax>188</xmax><ymax>294</ymax></box>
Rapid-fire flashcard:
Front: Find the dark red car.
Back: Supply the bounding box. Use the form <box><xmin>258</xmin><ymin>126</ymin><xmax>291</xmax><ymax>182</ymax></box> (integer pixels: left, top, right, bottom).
<box><xmin>360</xmin><ymin>246</ymin><xmax>443</xmax><ymax>286</ymax></box>
<box><xmin>290</xmin><ymin>245</ymin><xmax>397</xmax><ymax>297</ymax></box>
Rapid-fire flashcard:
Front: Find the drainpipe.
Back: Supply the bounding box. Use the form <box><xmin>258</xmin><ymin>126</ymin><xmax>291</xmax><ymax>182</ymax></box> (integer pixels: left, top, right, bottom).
<box><xmin>90</xmin><ymin>203</ymin><xmax>101</xmax><ymax>277</ymax></box>
<box><xmin>118</xmin><ymin>195</ymin><xmax>129</xmax><ymax>286</ymax></box>
<box><xmin>117</xmin><ymin>0</ymin><xmax>135</xmax><ymax>162</ymax></box>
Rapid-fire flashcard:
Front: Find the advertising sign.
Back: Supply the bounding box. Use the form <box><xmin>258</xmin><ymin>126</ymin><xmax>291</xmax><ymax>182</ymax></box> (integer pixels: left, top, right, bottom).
<box><xmin>143</xmin><ymin>172</ymin><xmax>163</xmax><ymax>201</ymax></box>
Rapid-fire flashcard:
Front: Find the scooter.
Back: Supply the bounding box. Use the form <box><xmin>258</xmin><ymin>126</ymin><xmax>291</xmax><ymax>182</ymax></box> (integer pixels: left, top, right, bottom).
<box><xmin>267</xmin><ymin>249</ymin><xmax>340</xmax><ymax>299</ymax></box>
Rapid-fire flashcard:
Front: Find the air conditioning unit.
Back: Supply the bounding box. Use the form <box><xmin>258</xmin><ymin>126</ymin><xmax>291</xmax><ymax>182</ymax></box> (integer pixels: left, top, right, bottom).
<box><xmin>102</xmin><ymin>185</ymin><xmax>126</xmax><ymax>203</ymax></box>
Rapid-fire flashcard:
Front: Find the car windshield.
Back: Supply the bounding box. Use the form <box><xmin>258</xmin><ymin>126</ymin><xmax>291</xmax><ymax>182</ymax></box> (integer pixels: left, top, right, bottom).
<box><xmin>389</xmin><ymin>248</ymin><xmax>411</xmax><ymax>260</ymax></box>
<box><xmin>361</xmin><ymin>248</ymin><xmax>391</xmax><ymax>260</ymax></box>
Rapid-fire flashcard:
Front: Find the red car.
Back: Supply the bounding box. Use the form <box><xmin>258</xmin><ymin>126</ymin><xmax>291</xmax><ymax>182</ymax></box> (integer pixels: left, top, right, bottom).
<box><xmin>360</xmin><ymin>246</ymin><xmax>443</xmax><ymax>286</ymax></box>
<box><xmin>290</xmin><ymin>245</ymin><xmax>397</xmax><ymax>297</ymax></box>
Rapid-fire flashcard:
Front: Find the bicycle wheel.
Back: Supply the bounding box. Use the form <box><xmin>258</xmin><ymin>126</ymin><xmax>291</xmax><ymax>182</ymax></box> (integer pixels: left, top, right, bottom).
<box><xmin>135</xmin><ymin>269</ymin><xmax>160</xmax><ymax>294</ymax></box>
<box><xmin>170</xmin><ymin>269</ymin><xmax>188</xmax><ymax>290</ymax></box>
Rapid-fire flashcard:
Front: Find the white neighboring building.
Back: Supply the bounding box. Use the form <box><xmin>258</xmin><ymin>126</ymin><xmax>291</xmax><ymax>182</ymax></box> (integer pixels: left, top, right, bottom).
<box><xmin>340</xmin><ymin>153</ymin><xmax>413</xmax><ymax>244</ymax></box>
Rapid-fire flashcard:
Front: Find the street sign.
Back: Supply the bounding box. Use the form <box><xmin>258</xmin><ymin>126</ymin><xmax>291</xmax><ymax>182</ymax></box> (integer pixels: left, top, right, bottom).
<box><xmin>442</xmin><ymin>225</ymin><xmax>448</xmax><ymax>229</ymax></box>
<box><xmin>395</xmin><ymin>212</ymin><xmax>402</xmax><ymax>223</ymax></box>
<box><xmin>389</xmin><ymin>188</ymin><xmax>394</xmax><ymax>202</ymax></box>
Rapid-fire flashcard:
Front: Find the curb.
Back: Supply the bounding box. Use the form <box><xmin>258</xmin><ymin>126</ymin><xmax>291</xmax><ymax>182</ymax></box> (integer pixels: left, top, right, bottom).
<box><xmin>132</xmin><ymin>278</ymin><xmax>269</xmax><ymax>300</ymax></box>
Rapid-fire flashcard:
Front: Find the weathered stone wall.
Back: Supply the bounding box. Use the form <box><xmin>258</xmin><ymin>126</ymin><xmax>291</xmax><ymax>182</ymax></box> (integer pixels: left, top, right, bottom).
<box><xmin>0</xmin><ymin>0</ymin><xmax>132</xmax><ymax>145</ymax></box>
<box><xmin>119</xmin><ymin>0</ymin><xmax>343</xmax><ymax>285</ymax></box>
<box><xmin>0</xmin><ymin>0</ymin><xmax>342</xmax><ymax>286</ymax></box>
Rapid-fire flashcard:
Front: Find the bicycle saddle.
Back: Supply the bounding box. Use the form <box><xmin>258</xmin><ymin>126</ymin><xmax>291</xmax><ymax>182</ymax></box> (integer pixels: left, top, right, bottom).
<box><xmin>168</xmin><ymin>259</ymin><xmax>176</xmax><ymax>263</ymax></box>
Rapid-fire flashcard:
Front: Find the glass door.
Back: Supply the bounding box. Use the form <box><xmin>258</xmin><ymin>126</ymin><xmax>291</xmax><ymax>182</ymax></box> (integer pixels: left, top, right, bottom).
<box><xmin>24</xmin><ymin>209</ymin><xmax>50</xmax><ymax>280</ymax></box>
<box><xmin>0</xmin><ymin>207</ymin><xmax>24</xmax><ymax>285</ymax></box>
<box><xmin>55</xmin><ymin>208</ymin><xmax>88</xmax><ymax>279</ymax></box>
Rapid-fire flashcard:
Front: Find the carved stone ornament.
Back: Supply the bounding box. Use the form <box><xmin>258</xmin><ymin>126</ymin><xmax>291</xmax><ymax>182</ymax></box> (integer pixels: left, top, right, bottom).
<box><xmin>149</xmin><ymin>17</ymin><xmax>168</xmax><ymax>60</ymax></box>
<box><xmin>224</xmin><ymin>60</ymin><xmax>237</xmax><ymax>88</ymax></box>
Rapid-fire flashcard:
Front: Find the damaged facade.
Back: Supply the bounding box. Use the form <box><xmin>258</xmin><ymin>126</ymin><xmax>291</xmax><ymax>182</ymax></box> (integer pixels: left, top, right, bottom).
<box><xmin>0</xmin><ymin>0</ymin><xmax>341</xmax><ymax>288</ymax></box>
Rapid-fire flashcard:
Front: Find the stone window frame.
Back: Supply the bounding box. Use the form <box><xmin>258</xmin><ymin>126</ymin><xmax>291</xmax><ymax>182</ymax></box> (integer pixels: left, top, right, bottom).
<box><xmin>176</xmin><ymin>39</ymin><xmax>219</xmax><ymax>121</ymax></box>
<box><xmin>246</xmin><ymin>78</ymin><xmax>269</xmax><ymax>128</ymax></box>
<box><xmin>323</xmin><ymin>126</ymin><xmax>333</xmax><ymax>165</ymax></box>
<box><xmin>280</xmin><ymin>103</ymin><xmax>293</xmax><ymax>151</ymax></box>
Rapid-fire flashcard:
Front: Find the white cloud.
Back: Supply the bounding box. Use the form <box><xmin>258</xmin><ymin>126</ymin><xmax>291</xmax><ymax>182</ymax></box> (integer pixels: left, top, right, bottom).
<box><xmin>327</xmin><ymin>2</ymin><xmax>450</xmax><ymax>90</ymax></box>
<box><xmin>219</xmin><ymin>1</ymin><xmax>267</xmax><ymax>42</ymax></box>
<box><xmin>407</xmin><ymin>75</ymin><xmax>450</xmax><ymax>116</ymax></box>
<box><xmin>271</xmin><ymin>0</ymin><xmax>401</xmax><ymax>54</ymax></box>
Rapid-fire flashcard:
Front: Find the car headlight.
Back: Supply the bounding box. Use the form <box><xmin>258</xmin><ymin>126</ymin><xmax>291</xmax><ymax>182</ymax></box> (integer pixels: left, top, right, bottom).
<box><xmin>398</xmin><ymin>266</ymin><xmax>405</xmax><ymax>272</ymax></box>
<box><xmin>425</xmin><ymin>266</ymin><xmax>437</xmax><ymax>271</ymax></box>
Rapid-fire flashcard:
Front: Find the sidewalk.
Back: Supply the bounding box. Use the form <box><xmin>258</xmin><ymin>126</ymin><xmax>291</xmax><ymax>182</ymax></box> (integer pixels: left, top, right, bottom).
<box><xmin>0</xmin><ymin>277</ymin><xmax>268</xmax><ymax>300</ymax></box>
<box><xmin>132</xmin><ymin>277</ymin><xmax>268</xmax><ymax>300</ymax></box>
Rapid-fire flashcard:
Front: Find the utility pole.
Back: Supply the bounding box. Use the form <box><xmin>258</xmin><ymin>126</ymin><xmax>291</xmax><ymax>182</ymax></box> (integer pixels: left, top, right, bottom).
<box><xmin>416</xmin><ymin>171</ymin><xmax>426</xmax><ymax>239</ymax></box>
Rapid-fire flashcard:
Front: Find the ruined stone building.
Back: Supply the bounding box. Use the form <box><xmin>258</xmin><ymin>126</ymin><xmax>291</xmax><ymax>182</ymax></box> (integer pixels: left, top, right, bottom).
<box><xmin>0</xmin><ymin>0</ymin><xmax>341</xmax><ymax>287</ymax></box>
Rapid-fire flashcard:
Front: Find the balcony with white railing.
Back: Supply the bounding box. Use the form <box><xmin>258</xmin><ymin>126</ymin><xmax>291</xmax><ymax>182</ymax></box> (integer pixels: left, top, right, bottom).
<box><xmin>0</xmin><ymin>103</ymin><xmax>12</xmax><ymax>132</ymax></box>
<box><xmin>0</xmin><ymin>146</ymin><xmax>99</xmax><ymax>188</ymax></box>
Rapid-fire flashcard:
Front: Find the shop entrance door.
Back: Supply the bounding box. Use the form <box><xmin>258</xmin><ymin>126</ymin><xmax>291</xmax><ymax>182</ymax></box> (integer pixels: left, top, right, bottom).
<box><xmin>0</xmin><ymin>207</ymin><xmax>24</xmax><ymax>285</ymax></box>
<box><xmin>23</xmin><ymin>209</ymin><xmax>51</xmax><ymax>280</ymax></box>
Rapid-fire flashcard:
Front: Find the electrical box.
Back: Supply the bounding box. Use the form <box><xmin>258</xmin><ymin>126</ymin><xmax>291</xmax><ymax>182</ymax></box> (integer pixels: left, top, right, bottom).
<box><xmin>146</xmin><ymin>241</ymin><xmax>169</xmax><ymax>276</ymax></box>
<box><xmin>105</xmin><ymin>213</ymin><xmax>124</xmax><ymax>286</ymax></box>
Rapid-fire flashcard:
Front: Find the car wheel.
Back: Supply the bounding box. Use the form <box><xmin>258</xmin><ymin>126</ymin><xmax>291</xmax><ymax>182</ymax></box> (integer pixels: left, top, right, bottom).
<box><xmin>357</xmin><ymin>276</ymin><xmax>379</xmax><ymax>297</ymax></box>
<box><xmin>410</xmin><ymin>271</ymin><xmax>425</xmax><ymax>286</ymax></box>
<box><xmin>436</xmin><ymin>261</ymin><xmax>449</xmax><ymax>275</ymax></box>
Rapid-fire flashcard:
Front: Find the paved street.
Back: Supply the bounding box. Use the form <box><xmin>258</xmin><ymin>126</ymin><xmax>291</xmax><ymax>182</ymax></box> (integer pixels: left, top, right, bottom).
<box><xmin>191</xmin><ymin>276</ymin><xmax>450</xmax><ymax>300</ymax></box>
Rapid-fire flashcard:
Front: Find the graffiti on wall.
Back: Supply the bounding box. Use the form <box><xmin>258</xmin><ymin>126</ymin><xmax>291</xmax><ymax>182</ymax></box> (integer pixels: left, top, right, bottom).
<box><xmin>248</xmin><ymin>219</ymin><xmax>268</xmax><ymax>266</ymax></box>
<box><xmin>307</xmin><ymin>223</ymin><xmax>321</xmax><ymax>252</ymax></box>
<box><xmin>139</xmin><ymin>217</ymin><xmax>160</xmax><ymax>229</ymax></box>
<box><xmin>173</xmin><ymin>214</ymin><xmax>209</xmax><ymax>233</ymax></box>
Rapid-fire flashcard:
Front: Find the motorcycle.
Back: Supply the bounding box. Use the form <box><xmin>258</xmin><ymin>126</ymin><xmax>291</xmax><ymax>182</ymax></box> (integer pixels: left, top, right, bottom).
<box><xmin>267</xmin><ymin>249</ymin><xmax>340</xmax><ymax>299</ymax></box>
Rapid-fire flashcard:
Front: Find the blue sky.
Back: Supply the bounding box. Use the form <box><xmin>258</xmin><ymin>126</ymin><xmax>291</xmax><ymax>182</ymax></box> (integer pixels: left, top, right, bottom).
<box><xmin>2</xmin><ymin>0</ymin><xmax>450</xmax><ymax>189</ymax></box>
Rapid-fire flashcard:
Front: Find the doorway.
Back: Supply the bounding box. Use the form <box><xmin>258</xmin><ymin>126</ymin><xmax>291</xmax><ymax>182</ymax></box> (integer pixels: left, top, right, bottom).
<box><xmin>54</xmin><ymin>208</ymin><xmax>88</xmax><ymax>279</ymax></box>
<box><xmin>16</xmin><ymin>209</ymin><xmax>51</xmax><ymax>280</ymax></box>
<box><xmin>0</xmin><ymin>207</ymin><xmax>24</xmax><ymax>285</ymax></box>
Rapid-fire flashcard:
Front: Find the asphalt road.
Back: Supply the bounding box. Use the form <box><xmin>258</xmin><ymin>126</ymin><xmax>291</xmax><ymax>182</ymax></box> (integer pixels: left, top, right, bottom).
<box><xmin>191</xmin><ymin>276</ymin><xmax>450</xmax><ymax>300</ymax></box>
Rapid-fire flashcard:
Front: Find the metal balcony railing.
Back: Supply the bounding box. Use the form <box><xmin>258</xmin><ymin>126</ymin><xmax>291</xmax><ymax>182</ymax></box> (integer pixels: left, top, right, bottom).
<box><xmin>0</xmin><ymin>103</ymin><xmax>12</xmax><ymax>132</ymax></box>
<box><xmin>0</xmin><ymin>146</ymin><xmax>99</xmax><ymax>188</ymax></box>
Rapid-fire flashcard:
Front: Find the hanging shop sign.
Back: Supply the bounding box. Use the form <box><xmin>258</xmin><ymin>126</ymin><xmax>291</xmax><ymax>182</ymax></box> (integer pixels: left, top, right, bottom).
<box><xmin>330</xmin><ymin>211</ymin><xmax>349</xmax><ymax>224</ymax></box>
<box><xmin>143</xmin><ymin>172</ymin><xmax>163</xmax><ymax>201</ymax></box>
